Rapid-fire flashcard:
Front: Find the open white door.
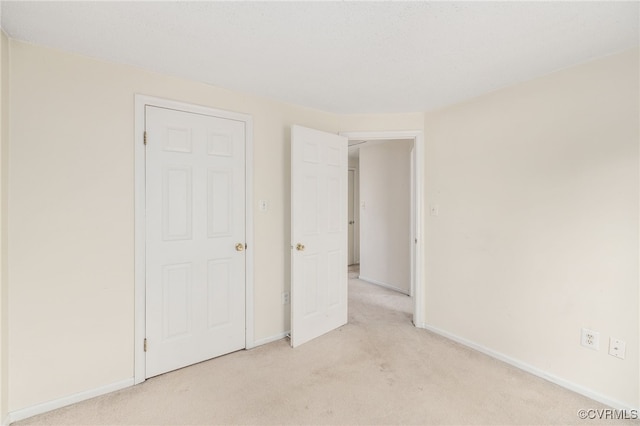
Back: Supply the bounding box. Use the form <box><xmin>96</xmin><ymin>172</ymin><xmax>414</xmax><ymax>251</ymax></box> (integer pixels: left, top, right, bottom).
<box><xmin>291</xmin><ymin>125</ymin><xmax>348</xmax><ymax>347</ymax></box>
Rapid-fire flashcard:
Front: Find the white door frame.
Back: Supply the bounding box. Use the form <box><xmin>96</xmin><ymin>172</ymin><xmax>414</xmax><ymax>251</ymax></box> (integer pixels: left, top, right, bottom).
<box><xmin>340</xmin><ymin>130</ymin><xmax>425</xmax><ymax>327</ymax></box>
<box><xmin>134</xmin><ymin>95</ymin><xmax>254</xmax><ymax>384</ymax></box>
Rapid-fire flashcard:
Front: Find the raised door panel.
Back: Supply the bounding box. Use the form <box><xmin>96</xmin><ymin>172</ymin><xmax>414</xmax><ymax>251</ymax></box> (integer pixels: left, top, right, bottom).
<box><xmin>207</xmin><ymin>169</ymin><xmax>232</xmax><ymax>238</ymax></box>
<box><xmin>162</xmin><ymin>263</ymin><xmax>192</xmax><ymax>340</ymax></box>
<box><xmin>162</xmin><ymin>167</ymin><xmax>193</xmax><ymax>241</ymax></box>
<box><xmin>207</xmin><ymin>258</ymin><xmax>232</xmax><ymax>328</ymax></box>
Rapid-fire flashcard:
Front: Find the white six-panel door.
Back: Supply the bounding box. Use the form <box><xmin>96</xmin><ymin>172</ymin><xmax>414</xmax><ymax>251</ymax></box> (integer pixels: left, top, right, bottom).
<box><xmin>291</xmin><ymin>125</ymin><xmax>348</xmax><ymax>347</ymax></box>
<box><xmin>145</xmin><ymin>105</ymin><xmax>246</xmax><ymax>378</ymax></box>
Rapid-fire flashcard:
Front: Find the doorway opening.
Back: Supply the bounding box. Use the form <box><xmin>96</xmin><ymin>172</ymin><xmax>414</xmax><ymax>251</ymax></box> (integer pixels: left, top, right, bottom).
<box><xmin>341</xmin><ymin>131</ymin><xmax>424</xmax><ymax>328</ymax></box>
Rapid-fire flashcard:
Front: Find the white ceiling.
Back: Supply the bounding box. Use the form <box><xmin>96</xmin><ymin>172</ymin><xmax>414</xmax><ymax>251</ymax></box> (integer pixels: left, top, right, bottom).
<box><xmin>1</xmin><ymin>1</ymin><xmax>638</xmax><ymax>114</ymax></box>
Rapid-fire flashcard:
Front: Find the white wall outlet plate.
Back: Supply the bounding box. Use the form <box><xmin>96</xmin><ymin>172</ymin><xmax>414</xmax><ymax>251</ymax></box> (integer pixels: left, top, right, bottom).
<box><xmin>581</xmin><ymin>328</ymin><xmax>599</xmax><ymax>350</ymax></box>
<box><xmin>608</xmin><ymin>338</ymin><xmax>626</xmax><ymax>360</ymax></box>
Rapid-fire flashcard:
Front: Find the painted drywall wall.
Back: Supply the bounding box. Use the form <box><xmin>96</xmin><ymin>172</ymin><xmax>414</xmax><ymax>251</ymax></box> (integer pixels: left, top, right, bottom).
<box><xmin>0</xmin><ymin>30</ymin><xmax>9</xmax><ymax>425</ymax></box>
<box><xmin>359</xmin><ymin>140</ymin><xmax>413</xmax><ymax>294</ymax></box>
<box><xmin>424</xmin><ymin>48</ymin><xmax>639</xmax><ymax>408</ymax></box>
<box><xmin>6</xmin><ymin>40</ymin><xmax>423</xmax><ymax>412</ymax></box>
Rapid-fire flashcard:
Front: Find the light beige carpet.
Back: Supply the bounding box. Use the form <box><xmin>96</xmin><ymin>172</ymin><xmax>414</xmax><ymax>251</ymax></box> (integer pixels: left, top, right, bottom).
<box><xmin>15</xmin><ymin>268</ymin><xmax>629</xmax><ymax>425</ymax></box>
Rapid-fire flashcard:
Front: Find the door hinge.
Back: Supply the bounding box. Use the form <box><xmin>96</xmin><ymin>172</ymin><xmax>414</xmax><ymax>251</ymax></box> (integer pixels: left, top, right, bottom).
<box><xmin>143</xmin><ymin>131</ymin><xmax>147</xmax><ymax>145</ymax></box>
<box><xmin>144</xmin><ymin>338</ymin><xmax>148</xmax><ymax>352</ymax></box>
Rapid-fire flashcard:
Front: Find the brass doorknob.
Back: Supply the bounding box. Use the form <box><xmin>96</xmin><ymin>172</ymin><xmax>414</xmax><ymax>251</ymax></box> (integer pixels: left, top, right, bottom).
<box><xmin>296</xmin><ymin>243</ymin><xmax>305</xmax><ymax>251</ymax></box>
<box><xmin>235</xmin><ymin>243</ymin><xmax>245</xmax><ymax>252</ymax></box>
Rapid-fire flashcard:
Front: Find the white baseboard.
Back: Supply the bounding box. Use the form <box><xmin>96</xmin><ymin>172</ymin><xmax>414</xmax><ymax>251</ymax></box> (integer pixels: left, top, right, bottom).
<box><xmin>8</xmin><ymin>332</ymin><xmax>289</xmax><ymax>425</ymax></box>
<box><xmin>358</xmin><ymin>276</ymin><xmax>410</xmax><ymax>296</ymax></box>
<box><xmin>252</xmin><ymin>331</ymin><xmax>290</xmax><ymax>348</ymax></box>
<box><xmin>7</xmin><ymin>378</ymin><xmax>133</xmax><ymax>424</ymax></box>
<box><xmin>8</xmin><ymin>328</ymin><xmax>635</xmax><ymax>423</ymax></box>
<box><xmin>420</xmin><ymin>324</ymin><xmax>639</xmax><ymax>412</ymax></box>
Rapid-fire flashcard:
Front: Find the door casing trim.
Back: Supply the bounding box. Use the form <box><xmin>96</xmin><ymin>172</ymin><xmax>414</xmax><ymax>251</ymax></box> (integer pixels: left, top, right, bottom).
<box><xmin>134</xmin><ymin>94</ymin><xmax>254</xmax><ymax>384</ymax></box>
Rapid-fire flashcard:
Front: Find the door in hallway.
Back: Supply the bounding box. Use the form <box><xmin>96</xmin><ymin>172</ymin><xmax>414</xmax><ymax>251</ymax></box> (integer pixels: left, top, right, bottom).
<box><xmin>145</xmin><ymin>105</ymin><xmax>246</xmax><ymax>378</ymax></box>
<box><xmin>290</xmin><ymin>125</ymin><xmax>348</xmax><ymax>347</ymax></box>
<box><xmin>348</xmin><ymin>169</ymin><xmax>356</xmax><ymax>265</ymax></box>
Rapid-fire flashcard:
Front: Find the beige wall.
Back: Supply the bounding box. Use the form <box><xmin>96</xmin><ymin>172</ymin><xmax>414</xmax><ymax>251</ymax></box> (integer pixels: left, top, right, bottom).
<box><xmin>1</xmin><ymin>30</ymin><xmax>9</xmax><ymax>424</ymax></box>
<box><xmin>424</xmin><ymin>48</ymin><xmax>639</xmax><ymax>408</ymax></box>
<box><xmin>359</xmin><ymin>140</ymin><xmax>413</xmax><ymax>294</ymax></box>
<box><xmin>6</xmin><ymin>40</ymin><xmax>423</xmax><ymax>412</ymax></box>
<box><xmin>4</xmin><ymin>36</ymin><xmax>638</xmax><ymax>416</ymax></box>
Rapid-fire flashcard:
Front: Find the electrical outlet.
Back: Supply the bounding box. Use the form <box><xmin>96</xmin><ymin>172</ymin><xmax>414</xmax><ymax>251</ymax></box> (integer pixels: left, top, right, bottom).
<box><xmin>581</xmin><ymin>328</ymin><xmax>599</xmax><ymax>350</ymax></box>
<box><xmin>281</xmin><ymin>291</ymin><xmax>290</xmax><ymax>305</ymax></box>
<box><xmin>430</xmin><ymin>204</ymin><xmax>439</xmax><ymax>216</ymax></box>
<box><xmin>609</xmin><ymin>338</ymin><xmax>626</xmax><ymax>360</ymax></box>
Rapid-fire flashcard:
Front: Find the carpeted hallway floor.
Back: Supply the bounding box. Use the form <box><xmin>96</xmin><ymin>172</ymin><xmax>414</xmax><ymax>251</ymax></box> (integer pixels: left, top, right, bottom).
<box><xmin>15</xmin><ymin>266</ymin><xmax>625</xmax><ymax>425</ymax></box>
